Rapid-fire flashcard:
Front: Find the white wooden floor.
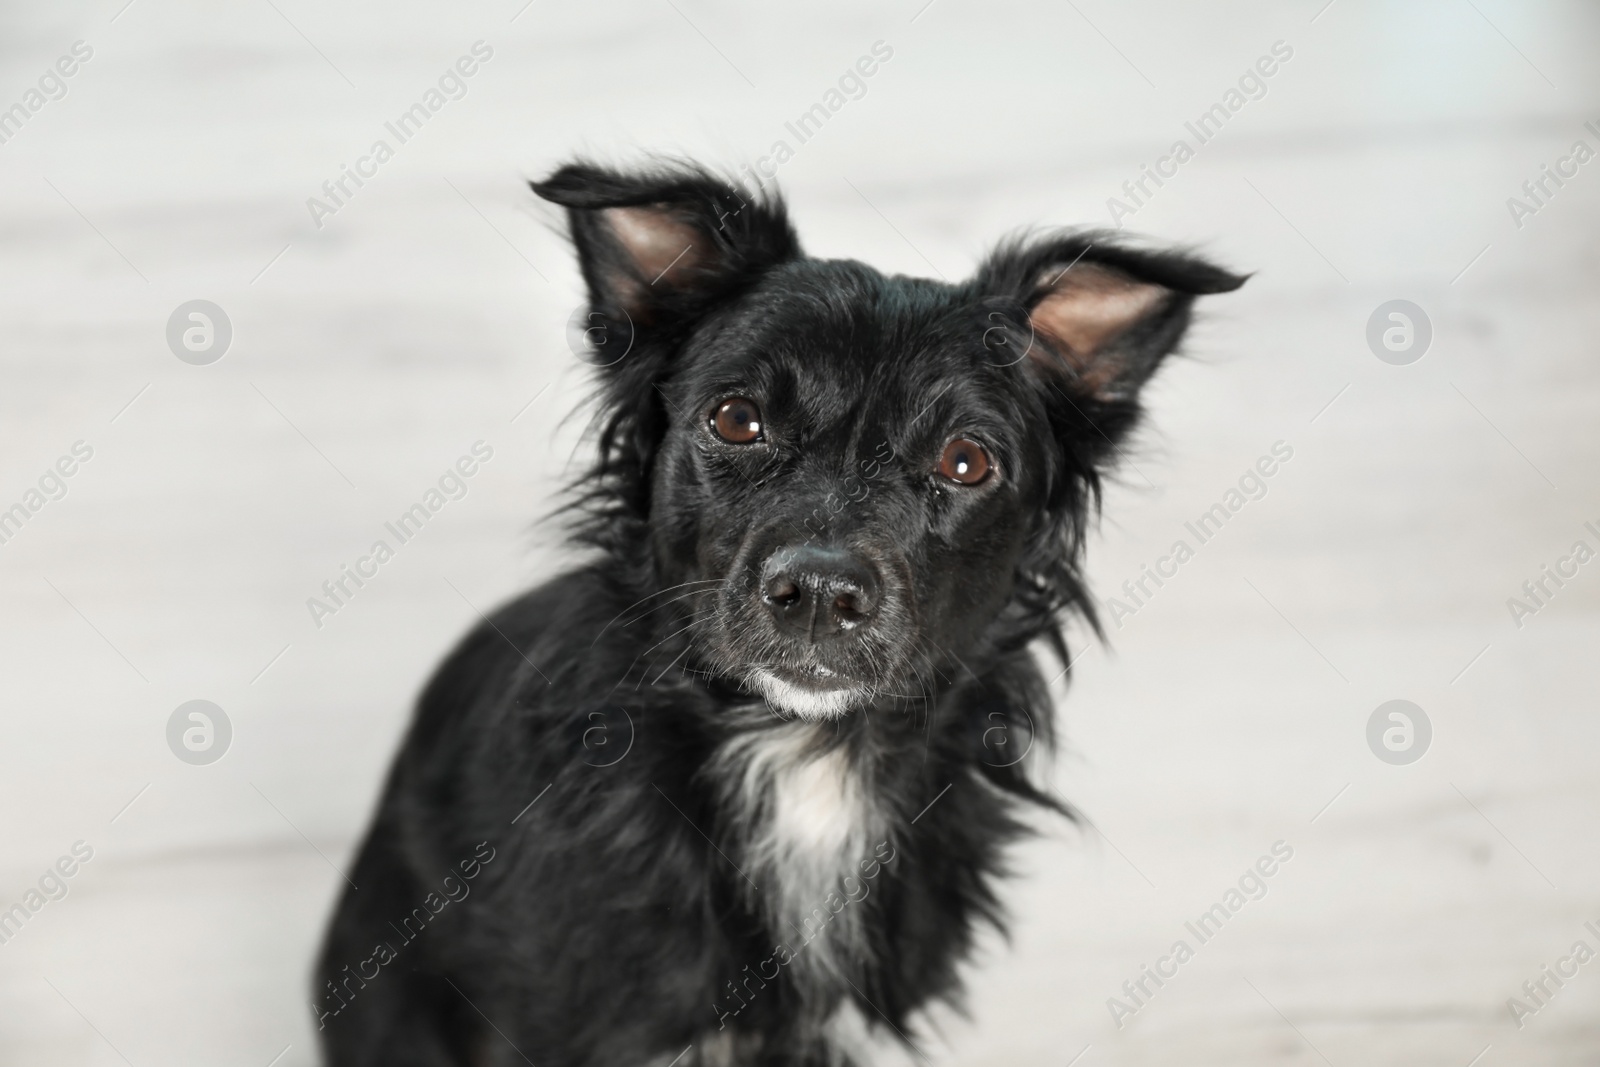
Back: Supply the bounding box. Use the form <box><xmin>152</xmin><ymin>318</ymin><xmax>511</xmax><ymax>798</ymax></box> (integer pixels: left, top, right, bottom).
<box><xmin>2</xmin><ymin>1</ymin><xmax>1598</xmax><ymax>1064</ymax></box>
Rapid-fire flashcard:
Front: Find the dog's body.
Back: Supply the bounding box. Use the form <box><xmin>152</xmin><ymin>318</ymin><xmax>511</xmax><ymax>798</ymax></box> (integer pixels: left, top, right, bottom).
<box><xmin>316</xmin><ymin>162</ymin><xmax>1242</xmax><ymax>1066</ymax></box>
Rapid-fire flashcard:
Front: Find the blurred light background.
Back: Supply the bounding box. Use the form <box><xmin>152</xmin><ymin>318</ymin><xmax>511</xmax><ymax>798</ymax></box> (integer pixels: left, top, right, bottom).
<box><xmin>1</xmin><ymin>1</ymin><xmax>1597</xmax><ymax>1064</ymax></box>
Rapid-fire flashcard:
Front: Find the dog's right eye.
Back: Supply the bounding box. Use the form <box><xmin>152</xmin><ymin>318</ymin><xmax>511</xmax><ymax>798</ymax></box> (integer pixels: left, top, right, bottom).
<box><xmin>710</xmin><ymin>397</ymin><xmax>763</xmax><ymax>443</ymax></box>
<box><xmin>937</xmin><ymin>438</ymin><xmax>992</xmax><ymax>485</ymax></box>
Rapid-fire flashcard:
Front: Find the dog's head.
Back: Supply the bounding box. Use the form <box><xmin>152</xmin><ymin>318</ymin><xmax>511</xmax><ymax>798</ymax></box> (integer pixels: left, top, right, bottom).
<box><xmin>535</xmin><ymin>162</ymin><xmax>1243</xmax><ymax>720</ymax></box>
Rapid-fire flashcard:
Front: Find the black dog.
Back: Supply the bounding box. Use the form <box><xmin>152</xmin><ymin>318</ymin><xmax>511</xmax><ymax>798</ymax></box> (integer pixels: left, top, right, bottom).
<box><xmin>315</xmin><ymin>160</ymin><xmax>1243</xmax><ymax>1066</ymax></box>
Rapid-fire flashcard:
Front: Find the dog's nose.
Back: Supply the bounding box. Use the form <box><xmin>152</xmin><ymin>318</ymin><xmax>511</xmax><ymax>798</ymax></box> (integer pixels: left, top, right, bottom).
<box><xmin>761</xmin><ymin>545</ymin><xmax>881</xmax><ymax>640</ymax></box>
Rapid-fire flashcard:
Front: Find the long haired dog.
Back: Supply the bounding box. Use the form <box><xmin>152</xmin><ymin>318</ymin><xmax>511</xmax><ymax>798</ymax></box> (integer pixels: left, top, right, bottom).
<box><xmin>316</xmin><ymin>161</ymin><xmax>1244</xmax><ymax>1066</ymax></box>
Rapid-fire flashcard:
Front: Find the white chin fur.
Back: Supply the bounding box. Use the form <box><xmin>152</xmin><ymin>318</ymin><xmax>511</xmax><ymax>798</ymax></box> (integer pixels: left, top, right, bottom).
<box><xmin>751</xmin><ymin>671</ymin><xmax>864</xmax><ymax>720</ymax></box>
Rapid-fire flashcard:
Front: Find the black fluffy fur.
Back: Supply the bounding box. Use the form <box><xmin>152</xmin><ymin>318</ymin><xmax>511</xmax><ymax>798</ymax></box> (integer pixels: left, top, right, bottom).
<box><xmin>315</xmin><ymin>160</ymin><xmax>1244</xmax><ymax>1067</ymax></box>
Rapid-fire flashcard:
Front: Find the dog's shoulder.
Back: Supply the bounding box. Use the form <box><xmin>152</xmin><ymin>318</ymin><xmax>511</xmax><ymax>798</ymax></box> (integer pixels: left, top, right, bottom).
<box><xmin>387</xmin><ymin>567</ymin><xmax>631</xmax><ymax>778</ymax></box>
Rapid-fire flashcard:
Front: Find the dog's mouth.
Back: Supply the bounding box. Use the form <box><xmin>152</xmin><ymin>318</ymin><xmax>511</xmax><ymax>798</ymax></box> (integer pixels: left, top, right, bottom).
<box><xmin>745</xmin><ymin>664</ymin><xmax>869</xmax><ymax>721</ymax></box>
<box><xmin>768</xmin><ymin>662</ymin><xmax>844</xmax><ymax>687</ymax></box>
<box><xmin>720</xmin><ymin>627</ymin><xmax>919</xmax><ymax>720</ymax></box>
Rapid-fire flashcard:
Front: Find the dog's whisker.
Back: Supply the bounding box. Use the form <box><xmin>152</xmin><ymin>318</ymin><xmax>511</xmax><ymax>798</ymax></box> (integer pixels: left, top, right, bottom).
<box><xmin>605</xmin><ymin>609</ymin><xmax>716</xmax><ymax>696</ymax></box>
<box><xmin>589</xmin><ymin>579</ymin><xmax>722</xmax><ymax>647</ymax></box>
<box><xmin>640</xmin><ymin>610</ymin><xmax>719</xmax><ymax>684</ymax></box>
<box><xmin>635</xmin><ymin>609</ymin><xmax>714</xmax><ymax>665</ymax></box>
<box><xmin>647</xmin><ymin>641</ymin><xmax>696</xmax><ymax>688</ymax></box>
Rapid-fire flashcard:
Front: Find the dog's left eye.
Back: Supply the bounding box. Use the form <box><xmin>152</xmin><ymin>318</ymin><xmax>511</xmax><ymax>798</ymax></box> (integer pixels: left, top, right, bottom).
<box><xmin>710</xmin><ymin>397</ymin><xmax>763</xmax><ymax>443</ymax></box>
<box><xmin>937</xmin><ymin>438</ymin><xmax>992</xmax><ymax>485</ymax></box>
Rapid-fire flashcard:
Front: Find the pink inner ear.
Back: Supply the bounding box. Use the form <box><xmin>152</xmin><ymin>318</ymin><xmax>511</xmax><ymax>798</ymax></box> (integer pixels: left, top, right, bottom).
<box><xmin>604</xmin><ymin>206</ymin><xmax>708</xmax><ymax>300</ymax></box>
<box><xmin>1027</xmin><ymin>264</ymin><xmax>1168</xmax><ymax>388</ymax></box>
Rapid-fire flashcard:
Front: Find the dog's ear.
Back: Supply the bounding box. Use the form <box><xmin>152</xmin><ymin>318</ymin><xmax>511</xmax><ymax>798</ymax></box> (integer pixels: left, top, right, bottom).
<box><xmin>980</xmin><ymin>234</ymin><xmax>1246</xmax><ymax>411</ymax></box>
<box><xmin>532</xmin><ymin>161</ymin><xmax>800</xmax><ymax>328</ymax></box>
<box><xmin>531</xmin><ymin>162</ymin><xmax>801</xmax><ymax>526</ymax></box>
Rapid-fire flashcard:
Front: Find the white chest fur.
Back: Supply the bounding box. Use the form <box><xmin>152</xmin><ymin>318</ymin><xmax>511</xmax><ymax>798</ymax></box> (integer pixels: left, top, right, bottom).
<box><xmin>710</xmin><ymin>719</ymin><xmax>883</xmax><ymax>992</ymax></box>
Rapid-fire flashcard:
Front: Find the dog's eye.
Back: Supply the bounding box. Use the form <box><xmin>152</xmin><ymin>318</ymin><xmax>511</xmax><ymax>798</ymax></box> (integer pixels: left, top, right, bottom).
<box><xmin>937</xmin><ymin>438</ymin><xmax>991</xmax><ymax>485</ymax></box>
<box><xmin>711</xmin><ymin>397</ymin><xmax>763</xmax><ymax>443</ymax></box>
